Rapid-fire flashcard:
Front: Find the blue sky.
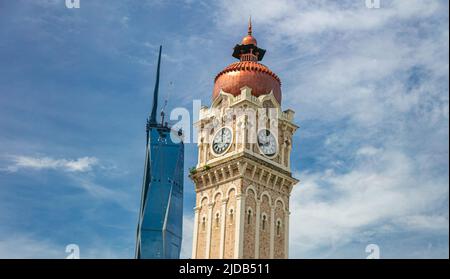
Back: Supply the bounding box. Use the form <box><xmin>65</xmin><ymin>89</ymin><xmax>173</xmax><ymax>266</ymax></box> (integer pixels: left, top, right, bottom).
<box><xmin>0</xmin><ymin>0</ymin><xmax>448</xmax><ymax>258</ymax></box>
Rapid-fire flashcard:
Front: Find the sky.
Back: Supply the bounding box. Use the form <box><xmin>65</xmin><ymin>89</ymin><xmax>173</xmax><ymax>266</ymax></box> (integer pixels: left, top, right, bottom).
<box><xmin>0</xmin><ymin>0</ymin><xmax>448</xmax><ymax>259</ymax></box>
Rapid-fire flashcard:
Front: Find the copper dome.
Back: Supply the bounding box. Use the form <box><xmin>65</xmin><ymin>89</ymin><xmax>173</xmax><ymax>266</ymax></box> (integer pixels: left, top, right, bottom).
<box><xmin>213</xmin><ymin>61</ymin><xmax>281</xmax><ymax>103</ymax></box>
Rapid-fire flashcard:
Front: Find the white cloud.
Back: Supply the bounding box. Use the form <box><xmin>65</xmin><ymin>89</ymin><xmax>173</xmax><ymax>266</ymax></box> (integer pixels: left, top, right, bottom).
<box><xmin>215</xmin><ymin>0</ymin><xmax>440</xmax><ymax>35</ymax></box>
<box><xmin>356</xmin><ymin>146</ymin><xmax>381</xmax><ymax>156</ymax></box>
<box><xmin>0</xmin><ymin>233</ymin><xmax>130</xmax><ymax>259</ymax></box>
<box><xmin>289</xmin><ymin>147</ymin><xmax>449</xmax><ymax>258</ymax></box>
<box><xmin>0</xmin><ymin>234</ymin><xmax>63</xmax><ymax>259</ymax></box>
<box><xmin>398</xmin><ymin>215</ymin><xmax>449</xmax><ymax>231</ymax></box>
<box><xmin>0</xmin><ymin>155</ymin><xmax>135</xmax><ymax>210</ymax></box>
<box><xmin>3</xmin><ymin>155</ymin><xmax>98</xmax><ymax>173</ymax></box>
<box><xmin>69</xmin><ymin>175</ymin><xmax>136</xmax><ymax>212</ymax></box>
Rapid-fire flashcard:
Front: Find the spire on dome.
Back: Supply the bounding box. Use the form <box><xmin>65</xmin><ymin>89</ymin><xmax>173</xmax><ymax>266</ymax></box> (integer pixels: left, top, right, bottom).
<box><xmin>232</xmin><ymin>18</ymin><xmax>266</xmax><ymax>61</ymax></box>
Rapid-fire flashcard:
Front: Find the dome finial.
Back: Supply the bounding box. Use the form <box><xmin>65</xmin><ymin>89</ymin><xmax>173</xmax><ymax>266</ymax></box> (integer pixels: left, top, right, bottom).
<box><xmin>240</xmin><ymin>16</ymin><xmax>257</xmax><ymax>47</ymax></box>
<box><xmin>233</xmin><ymin>17</ymin><xmax>265</xmax><ymax>60</ymax></box>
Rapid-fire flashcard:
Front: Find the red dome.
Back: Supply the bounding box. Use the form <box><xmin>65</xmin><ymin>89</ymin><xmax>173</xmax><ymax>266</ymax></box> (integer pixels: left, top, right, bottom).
<box><xmin>213</xmin><ymin>61</ymin><xmax>281</xmax><ymax>104</ymax></box>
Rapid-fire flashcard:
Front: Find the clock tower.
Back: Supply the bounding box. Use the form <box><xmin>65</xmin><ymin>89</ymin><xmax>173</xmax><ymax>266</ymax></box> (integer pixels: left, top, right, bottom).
<box><xmin>190</xmin><ymin>20</ymin><xmax>298</xmax><ymax>259</ymax></box>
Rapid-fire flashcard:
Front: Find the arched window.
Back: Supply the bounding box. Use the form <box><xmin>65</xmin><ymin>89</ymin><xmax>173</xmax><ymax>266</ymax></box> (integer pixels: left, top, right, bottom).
<box><xmin>229</xmin><ymin>208</ymin><xmax>234</xmax><ymax>224</ymax></box>
<box><xmin>201</xmin><ymin>216</ymin><xmax>206</xmax><ymax>231</ymax></box>
<box><xmin>276</xmin><ymin>220</ymin><xmax>282</xmax><ymax>236</ymax></box>
<box><xmin>247</xmin><ymin>208</ymin><xmax>252</xmax><ymax>225</ymax></box>
<box><xmin>262</xmin><ymin>214</ymin><xmax>267</xmax><ymax>230</ymax></box>
<box><xmin>215</xmin><ymin>212</ymin><xmax>220</xmax><ymax>228</ymax></box>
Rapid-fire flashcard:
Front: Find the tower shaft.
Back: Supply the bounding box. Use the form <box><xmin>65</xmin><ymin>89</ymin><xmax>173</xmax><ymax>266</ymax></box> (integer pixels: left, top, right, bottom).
<box><xmin>190</xmin><ymin>21</ymin><xmax>298</xmax><ymax>259</ymax></box>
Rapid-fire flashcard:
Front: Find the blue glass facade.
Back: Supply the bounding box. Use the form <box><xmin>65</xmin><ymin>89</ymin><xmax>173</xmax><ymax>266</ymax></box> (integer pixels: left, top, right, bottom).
<box><xmin>135</xmin><ymin>46</ymin><xmax>184</xmax><ymax>259</ymax></box>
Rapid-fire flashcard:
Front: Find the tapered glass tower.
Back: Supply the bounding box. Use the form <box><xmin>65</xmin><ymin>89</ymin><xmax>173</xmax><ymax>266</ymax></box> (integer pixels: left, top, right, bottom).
<box><xmin>135</xmin><ymin>46</ymin><xmax>184</xmax><ymax>259</ymax></box>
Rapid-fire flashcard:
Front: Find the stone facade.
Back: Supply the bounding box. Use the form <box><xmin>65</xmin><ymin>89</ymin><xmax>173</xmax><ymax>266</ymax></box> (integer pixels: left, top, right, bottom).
<box><xmin>190</xmin><ymin>87</ymin><xmax>298</xmax><ymax>259</ymax></box>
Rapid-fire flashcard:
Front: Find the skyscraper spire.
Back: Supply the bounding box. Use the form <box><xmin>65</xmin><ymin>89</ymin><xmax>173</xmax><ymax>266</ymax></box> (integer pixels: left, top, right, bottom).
<box><xmin>150</xmin><ymin>45</ymin><xmax>162</xmax><ymax>124</ymax></box>
<box><xmin>248</xmin><ymin>16</ymin><xmax>252</xmax><ymax>35</ymax></box>
<box><xmin>136</xmin><ymin>45</ymin><xmax>184</xmax><ymax>260</ymax></box>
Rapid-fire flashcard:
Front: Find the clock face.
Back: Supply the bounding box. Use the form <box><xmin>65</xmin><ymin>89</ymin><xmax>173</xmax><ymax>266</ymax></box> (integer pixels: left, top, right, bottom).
<box><xmin>212</xmin><ymin>127</ymin><xmax>232</xmax><ymax>155</ymax></box>
<box><xmin>257</xmin><ymin>129</ymin><xmax>277</xmax><ymax>157</ymax></box>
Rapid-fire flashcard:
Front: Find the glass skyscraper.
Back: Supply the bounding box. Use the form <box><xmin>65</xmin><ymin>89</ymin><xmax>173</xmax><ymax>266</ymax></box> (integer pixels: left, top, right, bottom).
<box><xmin>135</xmin><ymin>46</ymin><xmax>184</xmax><ymax>259</ymax></box>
